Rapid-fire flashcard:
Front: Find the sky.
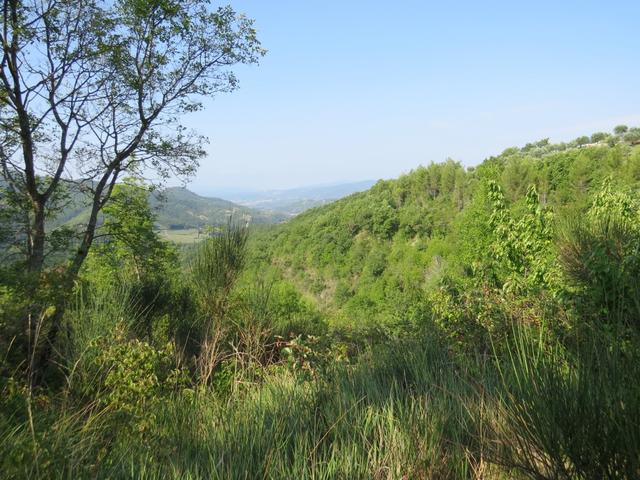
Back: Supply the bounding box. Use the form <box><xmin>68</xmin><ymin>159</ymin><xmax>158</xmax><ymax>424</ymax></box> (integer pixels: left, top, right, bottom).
<box><xmin>184</xmin><ymin>0</ymin><xmax>640</xmax><ymax>194</ymax></box>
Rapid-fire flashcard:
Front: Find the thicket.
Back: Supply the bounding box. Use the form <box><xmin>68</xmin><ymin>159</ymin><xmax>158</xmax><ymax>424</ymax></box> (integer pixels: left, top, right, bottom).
<box><xmin>2</xmin><ymin>129</ymin><xmax>640</xmax><ymax>478</ymax></box>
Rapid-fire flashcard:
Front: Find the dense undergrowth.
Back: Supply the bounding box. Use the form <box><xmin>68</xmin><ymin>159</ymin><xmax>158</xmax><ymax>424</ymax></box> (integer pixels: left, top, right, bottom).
<box><xmin>2</xmin><ymin>129</ymin><xmax>640</xmax><ymax>478</ymax></box>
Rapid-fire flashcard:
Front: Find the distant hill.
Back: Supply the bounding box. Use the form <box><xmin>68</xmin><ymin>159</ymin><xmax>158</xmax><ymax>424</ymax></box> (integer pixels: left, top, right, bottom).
<box><xmin>151</xmin><ymin>187</ymin><xmax>286</xmax><ymax>229</ymax></box>
<box><xmin>209</xmin><ymin>180</ymin><xmax>377</xmax><ymax>216</ymax></box>
<box><xmin>44</xmin><ymin>185</ymin><xmax>286</xmax><ymax>233</ymax></box>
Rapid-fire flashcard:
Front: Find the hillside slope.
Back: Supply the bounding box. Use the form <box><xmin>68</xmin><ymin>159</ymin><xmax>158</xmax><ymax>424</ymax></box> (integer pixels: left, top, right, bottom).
<box><xmin>250</xmin><ymin>131</ymin><xmax>640</xmax><ymax>323</ymax></box>
<box><xmin>150</xmin><ymin>187</ymin><xmax>286</xmax><ymax>228</ymax></box>
<box><xmin>50</xmin><ymin>186</ymin><xmax>287</xmax><ymax>231</ymax></box>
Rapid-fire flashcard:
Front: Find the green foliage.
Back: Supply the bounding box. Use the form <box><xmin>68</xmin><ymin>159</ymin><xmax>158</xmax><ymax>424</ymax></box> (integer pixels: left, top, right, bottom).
<box><xmin>614</xmin><ymin>124</ymin><xmax>629</xmax><ymax>135</ymax></box>
<box><xmin>95</xmin><ymin>178</ymin><xmax>178</xmax><ymax>281</ymax></box>
<box><xmin>493</xmin><ymin>324</ymin><xmax>640</xmax><ymax>479</ymax></box>
<box><xmin>487</xmin><ymin>181</ymin><xmax>555</xmax><ymax>293</ymax></box>
<box><xmin>588</xmin><ymin>177</ymin><xmax>639</xmax><ymax>221</ymax></box>
<box><xmin>575</xmin><ymin>135</ymin><xmax>590</xmax><ymax>146</ymax></box>
<box><xmin>590</xmin><ymin>131</ymin><xmax>608</xmax><ymax>143</ymax></box>
<box><xmin>624</xmin><ymin>128</ymin><xmax>640</xmax><ymax>144</ymax></box>
<box><xmin>370</xmin><ymin>198</ymin><xmax>399</xmax><ymax>239</ymax></box>
<box><xmin>4</xmin><ymin>129</ymin><xmax>640</xmax><ymax>479</ymax></box>
<box><xmin>191</xmin><ymin>219</ymin><xmax>249</xmax><ymax>322</ymax></box>
<box><xmin>83</xmin><ymin>179</ymin><xmax>180</xmax><ymax>341</ymax></box>
<box><xmin>0</xmin><ymin>177</ymin><xmax>76</xmax><ymax>263</ymax></box>
<box><xmin>255</xmin><ymin>281</ymin><xmax>325</xmax><ymax>335</ymax></box>
<box><xmin>80</xmin><ymin>326</ymin><xmax>188</xmax><ymax>415</ymax></box>
<box><xmin>558</xmin><ymin>181</ymin><xmax>640</xmax><ymax>325</ymax></box>
<box><xmin>0</xmin><ymin>284</ymin><xmax>26</xmax><ymax>369</ymax></box>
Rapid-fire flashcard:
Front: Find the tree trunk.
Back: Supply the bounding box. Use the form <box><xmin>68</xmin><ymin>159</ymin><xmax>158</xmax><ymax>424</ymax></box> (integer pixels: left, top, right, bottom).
<box><xmin>23</xmin><ymin>198</ymin><xmax>47</xmax><ymax>383</ymax></box>
<box><xmin>32</xmin><ymin>238</ymin><xmax>93</xmax><ymax>385</ymax></box>
<box><xmin>32</xmin><ymin>172</ymin><xmax>115</xmax><ymax>383</ymax></box>
<box><xmin>27</xmin><ymin>198</ymin><xmax>46</xmax><ymax>273</ymax></box>
<box><xmin>32</xmin><ymin>280</ymin><xmax>71</xmax><ymax>385</ymax></box>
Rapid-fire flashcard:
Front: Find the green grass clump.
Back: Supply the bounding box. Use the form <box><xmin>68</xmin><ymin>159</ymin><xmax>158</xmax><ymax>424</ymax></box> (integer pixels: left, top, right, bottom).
<box><xmin>491</xmin><ymin>325</ymin><xmax>640</xmax><ymax>479</ymax></box>
<box><xmin>2</xmin><ymin>332</ymin><xmax>489</xmax><ymax>479</ymax></box>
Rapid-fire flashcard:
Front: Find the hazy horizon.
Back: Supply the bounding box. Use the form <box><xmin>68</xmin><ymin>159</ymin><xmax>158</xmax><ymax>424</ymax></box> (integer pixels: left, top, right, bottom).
<box><xmin>180</xmin><ymin>0</ymin><xmax>640</xmax><ymax>193</ymax></box>
<box><xmin>191</xmin><ymin>179</ymin><xmax>377</xmax><ymax>198</ymax></box>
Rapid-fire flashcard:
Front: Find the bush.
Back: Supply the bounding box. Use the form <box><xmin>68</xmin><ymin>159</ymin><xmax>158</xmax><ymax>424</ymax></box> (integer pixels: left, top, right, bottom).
<box><xmin>191</xmin><ymin>220</ymin><xmax>248</xmax><ymax>326</ymax></box>
<box><xmin>75</xmin><ymin>325</ymin><xmax>188</xmax><ymax>415</ymax></box>
<box><xmin>558</xmin><ymin>214</ymin><xmax>640</xmax><ymax>326</ymax></box>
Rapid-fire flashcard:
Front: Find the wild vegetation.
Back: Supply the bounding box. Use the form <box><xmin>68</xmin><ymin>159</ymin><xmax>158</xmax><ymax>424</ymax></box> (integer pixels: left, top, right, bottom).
<box><xmin>2</xmin><ymin>125</ymin><xmax>640</xmax><ymax>478</ymax></box>
<box><xmin>1</xmin><ymin>1</ymin><xmax>640</xmax><ymax>479</ymax></box>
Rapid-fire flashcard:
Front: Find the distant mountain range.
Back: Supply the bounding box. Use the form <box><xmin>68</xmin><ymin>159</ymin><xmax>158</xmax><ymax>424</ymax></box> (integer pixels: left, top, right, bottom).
<box><xmin>4</xmin><ymin>179</ymin><xmax>378</xmax><ymax>237</ymax></box>
<box><xmin>204</xmin><ymin>180</ymin><xmax>377</xmax><ymax>216</ymax></box>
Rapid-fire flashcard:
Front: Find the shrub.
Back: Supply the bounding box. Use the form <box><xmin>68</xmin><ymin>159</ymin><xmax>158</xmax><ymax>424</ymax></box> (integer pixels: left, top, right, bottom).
<box><xmin>78</xmin><ymin>325</ymin><xmax>188</xmax><ymax>415</ymax></box>
<box><xmin>191</xmin><ymin>220</ymin><xmax>248</xmax><ymax>325</ymax></box>
<box><xmin>492</xmin><ymin>325</ymin><xmax>640</xmax><ymax>479</ymax></box>
<box><xmin>558</xmin><ymin>181</ymin><xmax>640</xmax><ymax>326</ymax></box>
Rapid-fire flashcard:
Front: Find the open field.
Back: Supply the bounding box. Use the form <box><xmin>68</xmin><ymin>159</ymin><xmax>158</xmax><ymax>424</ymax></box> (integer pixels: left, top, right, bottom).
<box><xmin>158</xmin><ymin>228</ymin><xmax>203</xmax><ymax>244</ymax></box>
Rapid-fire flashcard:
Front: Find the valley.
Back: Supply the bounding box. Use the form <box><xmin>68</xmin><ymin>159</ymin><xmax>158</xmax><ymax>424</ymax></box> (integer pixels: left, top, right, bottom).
<box><xmin>1</xmin><ymin>1</ymin><xmax>639</xmax><ymax>477</ymax></box>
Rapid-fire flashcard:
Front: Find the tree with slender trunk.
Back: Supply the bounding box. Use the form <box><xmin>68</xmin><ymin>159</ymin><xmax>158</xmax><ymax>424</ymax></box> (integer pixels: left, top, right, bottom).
<box><xmin>0</xmin><ymin>0</ymin><xmax>264</xmax><ymax>380</ymax></box>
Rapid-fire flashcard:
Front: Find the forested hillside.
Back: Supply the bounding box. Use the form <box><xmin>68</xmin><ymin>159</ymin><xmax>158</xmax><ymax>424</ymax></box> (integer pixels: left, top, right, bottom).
<box><xmin>250</xmin><ymin>131</ymin><xmax>640</xmax><ymax>328</ymax></box>
<box><xmin>43</xmin><ymin>185</ymin><xmax>286</xmax><ymax>231</ymax></box>
<box><xmin>151</xmin><ymin>187</ymin><xmax>287</xmax><ymax>228</ymax></box>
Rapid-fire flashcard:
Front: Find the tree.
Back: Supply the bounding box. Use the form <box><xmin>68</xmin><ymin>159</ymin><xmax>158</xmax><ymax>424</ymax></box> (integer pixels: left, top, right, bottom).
<box><xmin>624</xmin><ymin>128</ymin><xmax>640</xmax><ymax>145</ymax></box>
<box><xmin>614</xmin><ymin>125</ymin><xmax>629</xmax><ymax>136</ymax></box>
<box><xmin>575</xmin><ymin>136</ymin><xmax>590</xmax><ymax>147</ymax></box>
<box><xmin>590</xmin><ymin>132</ymin><xmax>608</xmax><ymax>143</ymax></box>
<box><xmin>487</xmin><ymin>181</ymin><xmax>554</xmax><ymax>293</ymax></box>
<box><xmin>559</xmin><ymin>179</ymin><xmax>640</xmax><ymax>325</ymax></box>
<box><xmin>0</xmin><ymin>0</ymin><xmax>264</xmax><ymax>376</ymax></box>
<box><xmin>94</xmin><ymin>178</ymin><xmax>175</xmax><ymax>282</ymax></box>
<box><xmin>89</xmin><ymin>177</ymin><xmax>178</xmax><ymax>339</ymax></box>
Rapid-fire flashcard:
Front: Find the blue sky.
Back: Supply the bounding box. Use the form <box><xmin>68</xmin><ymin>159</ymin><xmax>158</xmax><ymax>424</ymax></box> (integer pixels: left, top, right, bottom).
<box><xmin>185</xmin><ymin>0</ymin><xmax>640</xmax><ymax>193</ymax></box>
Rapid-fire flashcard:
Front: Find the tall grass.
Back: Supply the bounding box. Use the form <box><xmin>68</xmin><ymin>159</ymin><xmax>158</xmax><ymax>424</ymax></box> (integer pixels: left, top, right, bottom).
<box><xmin>2</xmin><ymin>332</ymin><xmax>489</xmax><ymax>479</ymax></box>
<box><xmin>557</xmin><ymin>213</ymin><xmax>640</xmax><ymax>326</ymax></box>
<box><xmin>191</xmin><ymin>220</ymin><xmax>249</xmax><ymax>322</ymax></box>
<box><xmin>491</xmin><ymin>323</ymin><xmax>640</xmax><ymax>479</ymax></box>
<box><xmin>4</xmin><ymin>317</ymin><xmax>640</xmax><ymax>478</ymax></box>
<box><xmin>113</xmin><ymin>337</ymin><xmax>484</xmax><ymax>479</ymax></box>
<box><xmin>62</xmin><ymin>284</ymin><xmax>138</xmax><ymax>366</ymax></box>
